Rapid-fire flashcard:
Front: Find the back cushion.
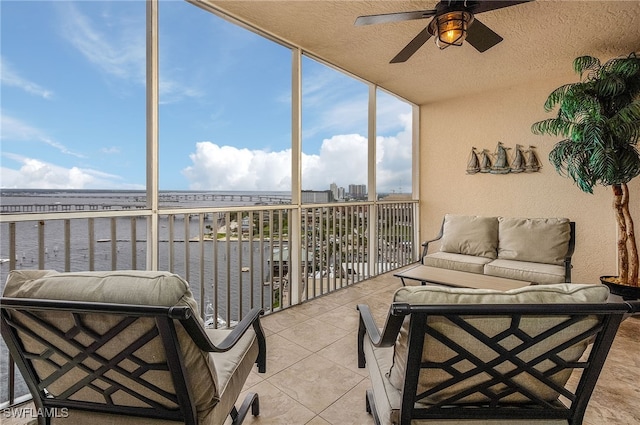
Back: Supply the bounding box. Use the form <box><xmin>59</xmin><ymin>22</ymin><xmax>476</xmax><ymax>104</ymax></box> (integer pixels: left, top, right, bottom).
<box><xmin>498</xmin><ymin>217</ymin><xmax>571</xmax><ymax>265</ymax></box>
<box><xmin>2</xmin><ymin>270</ymin><xmax>220</xmax><ymax>411</ymax></box>
<box><xmin>439</xmin><ymin>214</ymin><xmax>499</xmax><ymax>259</ymax></box>
<box><xmin>387</xmin><ymin>284</ymin><xmax>609</xmax><ymax>404</ymax></box>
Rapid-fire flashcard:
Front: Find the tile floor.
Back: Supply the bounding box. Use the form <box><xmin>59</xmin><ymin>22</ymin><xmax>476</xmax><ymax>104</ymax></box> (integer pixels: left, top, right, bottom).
<box><xmin>4</xmin><ymin>267</ymin><xmax>640</xmax><ymax>425</ymax></box>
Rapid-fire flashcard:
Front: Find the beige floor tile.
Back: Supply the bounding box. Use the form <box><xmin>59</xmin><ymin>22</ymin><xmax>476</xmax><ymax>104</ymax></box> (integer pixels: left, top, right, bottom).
<box><xmin>260</xmin><ymin>307</ymin><xmax>312</xmax><ymax>333</ymax></box>
<box><xmin>324</xmin><ymin>285</ymin><xmax>371</xmax><ymax>305</ymax></box>
<box><xmin>319</xmin><ymin>378</ymin><xmax>374</xmax><ymax>425</ymax></box>
<box><xmin>237</xmin><ymin>380</ymin><xmax>316</xmax><ymax>425</ymax></box>
<box><xmin>315</xmin><ymin>304</ymin><xmax>361</xmax><ymax>331</ymax></box>
<box><xmin>278</xmin><ymin>317</ymin><xmax>350</xmax><ymax>352</ymax></box>
<box><xmin>268</xmin><ymin>353</ymin><xmax>365</xmax><ymax>414</ymax></box>
<box><xmin>261</xmin><ymin>333</ymin><xmax>313</xmax><ymax>378</ymax></box>
<box><xmin>304</xmin><ymin>416</ymin><xmax>331</xmax><ymax>425</ymax></box>
<box><xmin>316</xmin><ymin>331</ymin><xmax>368</xmax><ymax>377</ymax></box>
<box><xmin>293</xmin><ymin>295</ymin><xmax>341</xmax><ymax>318</ymax></box>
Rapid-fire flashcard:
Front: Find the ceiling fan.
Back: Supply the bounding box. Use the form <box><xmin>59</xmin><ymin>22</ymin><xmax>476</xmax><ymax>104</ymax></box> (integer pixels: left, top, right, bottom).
<box><xmin>355</xmin><ymin>0</ymin><xmax>533</xmax><ymax>63</ymax></box>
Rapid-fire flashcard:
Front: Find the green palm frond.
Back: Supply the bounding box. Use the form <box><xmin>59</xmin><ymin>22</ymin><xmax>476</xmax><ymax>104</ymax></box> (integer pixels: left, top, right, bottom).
<box><xmin>534</xmin><ymin>52</ymin><xmax>640</xmax><ymax>191</ymax></box>
<box><xmin>613</xmin><ymin>100</ymin><xmax>640</xmax><ymax>129</ymax></box>
<box><xmin>531</xmin><ymin>117</ymin><xmax>572</xmax><ymax>136</ymax></box>
<box><xmin>543</xmin><ymin>84</ymin><xmax>573</xmax><ymax>111</ymax></box>
<box><xmin>594</xmin><ymin>74</ymin><xmax>626</xmax><ymax>97</ymax></box>
<box><xmin>573</xmin><ymin>55</ymin><xmax>600</xmax><ymax>79</ymax></box>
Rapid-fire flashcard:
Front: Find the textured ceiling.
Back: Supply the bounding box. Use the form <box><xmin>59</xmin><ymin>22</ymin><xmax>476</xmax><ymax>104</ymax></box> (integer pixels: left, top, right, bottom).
<box><xmin>193</xmin><ymin>0</ymin><xmax>640</xmax><ymax>105</ymax></box>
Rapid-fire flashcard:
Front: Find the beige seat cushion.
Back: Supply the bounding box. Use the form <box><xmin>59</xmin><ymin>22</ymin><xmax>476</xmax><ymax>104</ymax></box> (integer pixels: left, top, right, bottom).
<box><xmin>497</xmin><ymin>217</ymin><xmax>571</xmax><ymax>265</ymax></box>
<box><xmin>3</xmin><ymin>270</ymin><xmax>220</xmax><ymax>420</ymax></box>
<box><xmin>364</xmin><ymin>336</ymin><xmax>568</xmax><ymax>425</ymax></box>
<box><xmin>423</xmin><ymin>251</ymin><xmax>492</xmax><ymax>274</ymax></box>
<box><xmin>439</xmin><ymin>214</ymin><xmax>499</xmax><ymax>259</ymax></box>
<box><xmin>387</xmin><ymin>284</ymin><xmax>609</xmax><ymax>404</ymax></box>
<box><xmin>485</xmin><ymin>258</ymin><xmax>566</xmax><ymax>284</ymax></box>
<box><xmin>203</xmin><ymin>328</ymin><xmax>259</xmax><ymax>425</ymax></box>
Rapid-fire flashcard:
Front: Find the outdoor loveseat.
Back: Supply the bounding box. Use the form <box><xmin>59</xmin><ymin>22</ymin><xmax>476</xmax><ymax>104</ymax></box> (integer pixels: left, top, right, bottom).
<box><xmin>0</xmin><ymin>270</ymin><xmax>266</xmax><ymax>425</ymax></box>
<box><xmin>421</xmin><ymin>215</ymin><xmax>575</xmax><ymax>284</ymax></box>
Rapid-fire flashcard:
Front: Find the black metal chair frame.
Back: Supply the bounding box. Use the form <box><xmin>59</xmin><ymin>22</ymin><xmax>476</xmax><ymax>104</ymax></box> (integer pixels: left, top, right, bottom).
<box><xmin>420</xmin><ymin>219</ymin><xmax>576</xmax><ymax>282</ymax></box>
<box><xmin>357</xmin><ymin>300</ymin><xmax>638</xmax><ymax>425</ymax></box>
<box><xmin>1</xmin><ymin>298</ymin><xmax>267</xmax><ymax>425</ymax></box>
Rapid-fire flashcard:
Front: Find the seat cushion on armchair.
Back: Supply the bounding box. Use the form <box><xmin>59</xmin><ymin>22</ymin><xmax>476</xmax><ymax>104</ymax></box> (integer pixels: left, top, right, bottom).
<box><xmin>497</xmin><ymin>217</ymin><xmax>571</xmax><ymax>265</ymax></box>
<box><xmin>439</xmin><ymin>214</ymin><xmax>499</xmax><ymax>259</ymax></box>
<box><xmin>423</xmin><ymin>251</ymin><xmax>493</xmax><ymax>274</ymax></box>
<box><xmin>484</xmin><ymin>258</ymin><xmax>566</xmax><ymax>284</ymax></box>
<box><xmin>3</xmin><ymin>270</ymin><xmax>221</xmax><ymax>419</ymax></box>
<box><xmin>203</xmin><ymin>328</ymin><xmax>260</xmax><ymax>425</ymax></box>
<box><xmin>363</xmin><ymin>338</ymin><xmax>568</xmax><ymax>425</ymax></box>
<box><xmin>387</xmin><ymin>284</ymin><xmax>609</xmax><ymax>404</ymax></box>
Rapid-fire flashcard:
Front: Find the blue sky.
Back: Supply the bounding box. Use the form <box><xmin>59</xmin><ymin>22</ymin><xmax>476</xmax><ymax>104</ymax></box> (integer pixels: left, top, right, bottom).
<box><xmin>1</xmin><ymin>0</ymin><xmax>412</xmax><ymax>193</ymax></box>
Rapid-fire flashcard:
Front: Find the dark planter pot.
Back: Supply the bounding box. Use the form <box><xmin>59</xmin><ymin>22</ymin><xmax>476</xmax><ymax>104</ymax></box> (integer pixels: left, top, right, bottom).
<box><xmin>600</xmin><ymin>276</ymin><xmax>640</xmax><ymax>300</ymax></box>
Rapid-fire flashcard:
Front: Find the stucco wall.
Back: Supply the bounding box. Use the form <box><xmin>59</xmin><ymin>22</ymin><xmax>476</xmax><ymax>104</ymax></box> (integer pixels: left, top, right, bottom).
<box><xmin>419</xmin><ymin>76</ymin><xmax>640</xmax><ymax>284</ymax></box>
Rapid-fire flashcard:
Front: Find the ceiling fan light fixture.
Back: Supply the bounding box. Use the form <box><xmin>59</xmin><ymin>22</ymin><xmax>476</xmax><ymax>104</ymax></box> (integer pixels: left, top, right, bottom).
<box><xmin>429</xmin><ymin>10</ymin><xmax>473</xmax><ymax>50</ymax></box>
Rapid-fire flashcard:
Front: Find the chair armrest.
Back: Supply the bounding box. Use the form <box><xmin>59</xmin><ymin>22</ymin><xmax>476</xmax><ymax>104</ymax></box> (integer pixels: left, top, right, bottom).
<box><xmin>564</xmin><ymin>221</ymin><xmax>576</xmax><ymax>282</ymax></box>
<box><xmin>420</xmin><ymin>218</ymin><xmax>445</xmax><ymax>263</ymax></box>
<box><xmin>181</xmin><ymin>307</ymin><xmax>267</xmax><ymax>372</ymax></box>
<box><xmin>356</xmin><ymin>304</ymin><xmax>406</xmax><ymax>368</ymax></box>
<box><xmin>625</xmin><ymin>300</ymin><xmax>640</xmax><ymax>315</ymax></box>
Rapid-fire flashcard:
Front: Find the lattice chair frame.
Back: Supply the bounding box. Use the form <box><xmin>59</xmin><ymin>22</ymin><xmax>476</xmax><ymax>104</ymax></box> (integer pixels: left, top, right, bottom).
<box><xmin>1</xmin><ymin>298</ymin><xmax>266</xmax><ymax>425</ymax></box>
<box><xmin>358</xmin><ymin>301</ymin><xmax>638</xmax><ymax>425</ymax></box>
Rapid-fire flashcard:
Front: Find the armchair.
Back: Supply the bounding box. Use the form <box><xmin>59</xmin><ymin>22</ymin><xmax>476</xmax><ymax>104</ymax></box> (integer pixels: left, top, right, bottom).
<box><xmin>357</xmin><ymin>283</ymin><xmax>638</xmax><ymax>425</ymax></box>
<box><xmin>0</xmin><ymin>270</ymin><xmax>266</xmax><ymax>425</ymax></box>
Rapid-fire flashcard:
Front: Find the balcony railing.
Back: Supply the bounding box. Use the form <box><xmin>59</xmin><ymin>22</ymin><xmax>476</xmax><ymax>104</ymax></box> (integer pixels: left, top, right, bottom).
<box><xmin>0</xmin><ymin>199</ymin><xmax>417</xmax><ymax>406</ymax></box>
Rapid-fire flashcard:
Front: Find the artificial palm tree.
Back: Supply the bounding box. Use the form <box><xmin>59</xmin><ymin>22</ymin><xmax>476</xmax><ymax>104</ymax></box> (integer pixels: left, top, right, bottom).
<box><xmin>532</xmin><ymin>52</ymin><xmax>640</xmax><ymax>288</ymax></box>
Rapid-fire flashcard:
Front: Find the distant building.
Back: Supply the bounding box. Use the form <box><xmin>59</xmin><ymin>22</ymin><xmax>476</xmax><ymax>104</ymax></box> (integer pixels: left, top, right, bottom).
<box><xmin>329</xmin><ymin>183</ymin><xmax>345</xmax><ymax>201</ymax></box>
<box><xmin>348</xmin><ymin>184</ymin><xmax>367</xmax><ymax>200</ymax></box>
<box><xmin>301</xmin><ymin>190</ymin><xmax>334</xmax><ymax>204</ymax></box>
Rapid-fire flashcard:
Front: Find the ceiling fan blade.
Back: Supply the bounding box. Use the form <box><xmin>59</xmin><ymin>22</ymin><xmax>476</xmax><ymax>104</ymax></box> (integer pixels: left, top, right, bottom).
<box><xmin>390</xmin><ymin>27</ymin><xmax>432</xmax><ymax>63</ymax></box>
<box><xmin>355</xmin><ymin>9</ymin><xmax>436</xmax><ymax>26</ymax></box>
<box><xmin>465</xmin><ymin>18</ymin><xmax>503</xmax><ymax>52</ymax></box>
<box><xmin>470</xmin><ymin>0</ymin><xmax>533</xmax><ymax>15</ymax></box>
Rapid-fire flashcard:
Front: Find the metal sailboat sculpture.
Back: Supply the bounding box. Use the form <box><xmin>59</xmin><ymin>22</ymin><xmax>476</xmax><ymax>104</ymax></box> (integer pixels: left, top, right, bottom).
<box><xmin>490</xmin><ymin>142</ymin><xmax>511</xmax><ymax>174</ymax></box>
<box><xmin>467</xmin><ymin>143</ymin><xmax>541</xmax><ymax>174</ymax></box>
<box><xmin>466</xmin><ymin>148</ymin><xmax>480</xmax><ymax>174</ymax></box>
<box><xmin>511</xmin><ymin>144</ymin><xmax>526</xmax><ymax>173</ymax></box>
<box><xmin>479</xmin><ymin>149</ymin><xmax>492</xmax><ymax>173</ymax></box>
<box><xmin>525</xmin><ymin>145</ymin><xmax>541</xmax><ymax>172</ymax></box>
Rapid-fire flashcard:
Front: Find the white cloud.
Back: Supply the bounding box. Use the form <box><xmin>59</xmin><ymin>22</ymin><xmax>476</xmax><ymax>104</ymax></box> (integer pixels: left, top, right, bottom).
<box><xmin>303</xmin><ymin>133</ymin><xmax>369</xmax><ymax>189</ymax></box>
<box><xmin>0</xmin><ymin>153</ymin><xmax>141</xmax><ymax>190</ymax></box>
<box><xmin>100</xmin><ymin>146</ymin><xmax>121</xmax><ymax>155</ymax></box>
<box><xmin>376</xmin><ymin>113</ymin><xmax>413</xmax><ymax>193</ymax></box>
<box><xmin>57</xmin><ymin>2</ymin><xmax>145</xmax><ymax>83</ymax></box>
<box><xmin>0</xmin><ymin>57</ymin><xmax>54</xmax><ymax>99</ymax></box>
<box><xmin>301</xmin><ymin>65</ymin><xmax>369</xmax><ymax>140</ymax></box>
<box><xmin>182</xmin><ymin>115</ymin><xmax>412</xmax><ymax>193</ymax></box>
<box><xmin>159</xmin><ymin>77</ymin><xmax>204</xmax><ymax>105</ymax></box>
<box><xmin>0</xmin><ymin>114</ymin><xmax>86</xmax><ymax>158</ymax></box>
<box><xmin>56</xmin><ymin>2</ymin><xmax>201</xmax><ymax>103</ymax></box>
<box><xmin>183</xmin><ymin>143</ymin><xmax>292</xmax><ymax>191</ymax></box>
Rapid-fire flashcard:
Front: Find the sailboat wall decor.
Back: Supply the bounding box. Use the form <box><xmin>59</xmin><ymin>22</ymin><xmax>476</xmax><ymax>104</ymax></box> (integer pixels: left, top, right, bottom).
<box><xmin>525</xmin><ymin>145</ymin><xmax>541</xmax><ymax>172</ymax></box>
<box><xmin>466</xmin><ymin>148</ymin><xmax>480</xmax><ymax>174</ymax></box>
<box><xmin>491</xmin><ymin>142</ymin><xmax>511</xmax><ymax>174</ymax></box>
<box><xmin>466</xmin><ymin>143</ymin><xmax>541</xmax><ymax>175</ymax></box>
<box><xmin>511</xmin><ymin>144</ymin><xmax>526</xmax><ymax>173</ymax></box>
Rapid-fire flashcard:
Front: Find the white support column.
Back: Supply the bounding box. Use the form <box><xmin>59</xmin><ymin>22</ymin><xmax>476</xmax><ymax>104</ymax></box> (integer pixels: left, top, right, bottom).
<box><xmin>289</xmin><ymin>48</ymin><xmax>302</xmax><ymax>304</ymax></box>
<box><xmin>368</xmin><ymin>85</ymin><xmax>377</xmax><ymax>277</ymax></box>
<box><xmin>146</xmin><ymin>0</ymin><xmax>160</xmax><ymax>270</ymax></box>
<box><xmin>412</xmin><ymin>104</ymin><xmax>421</xmax><ymax>260</ymax></box>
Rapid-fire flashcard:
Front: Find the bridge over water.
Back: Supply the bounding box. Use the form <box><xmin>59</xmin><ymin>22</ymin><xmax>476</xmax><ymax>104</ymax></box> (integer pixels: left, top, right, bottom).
<box><xmin>0</xmin><ymin>193</ymin><xmax>292</xmax><ymax>214</ymax></box>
